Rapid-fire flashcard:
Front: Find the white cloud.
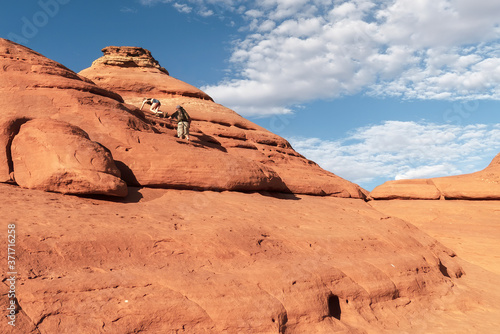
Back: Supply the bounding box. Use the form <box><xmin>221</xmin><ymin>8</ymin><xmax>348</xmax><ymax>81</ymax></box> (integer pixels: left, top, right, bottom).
<box><xmin>196</xmin><ymin>0</ymin><xmax>500</xmax><ymax>115</ymax></box>
<box><xmin>245</xmin><ymin>9</ymin><xmax>263</xmax><ymax>18</ymax></box>
<box><xmin>138</xmin><ymin>1</ymin><xmax>500</xmax><ymax>116</ymax></box>
<box><xmin>173</xmin><ymin>3</ymin><xmax>193</xmax><ymax>13</ymax></box>
<box><xmin>395</xmin><ymin>164</ymin><xmax>461</xmax><ymax>180</ymax></box>
<box><xmin>139</xmin><ymin>0</ymin><xmax>244</xmax><ymax>19</ymax></box>
<box><xmin>199</xmin><ymin>9</ymin><xmax>214</xmax><ymax>16</ymax></box>
<box><xmin>289</xmin><ymin>121</ymin><xmax>500</xmax><ymax>189</ymax></box>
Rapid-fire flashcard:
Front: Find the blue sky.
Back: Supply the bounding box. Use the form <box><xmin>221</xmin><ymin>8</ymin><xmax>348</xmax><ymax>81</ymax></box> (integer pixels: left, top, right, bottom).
<box><xmin>2</xmin><ymin>0</ymin><xmax>500</xmax><ymax>190</ymax></box>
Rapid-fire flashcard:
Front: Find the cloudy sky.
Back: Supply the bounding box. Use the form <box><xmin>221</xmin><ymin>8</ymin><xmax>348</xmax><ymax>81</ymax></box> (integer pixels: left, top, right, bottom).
<box><xmin>2</xmin><ymin>0</ymin><xmax>500</xmax><ymax>190</ymax></box>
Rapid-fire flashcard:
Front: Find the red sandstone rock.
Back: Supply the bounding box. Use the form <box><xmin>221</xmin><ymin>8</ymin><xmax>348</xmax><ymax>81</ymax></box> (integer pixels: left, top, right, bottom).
<box><xmin>0</xmin><ymin>39</ymin><xmax>498</xmax><ymax>334</ymax></box>
<box><xmin>79</xmin><ymin>45</ymin><xmax>366</xmax><ymax>198</ymax></box>
<box><xmin>370</xmin><ymin>153</ymin><xmax>500</xmax><ymax>200</ymax></box>
<box><xmin>0</xmin><ymin>39</ymin><xmax>285</xmax><ymax>194</ymax></box>
<box><xmin>79</xmin><ymin>46</ymin><xmax>212</xmax><ymax>101</ymax></box>
<box><xmin>0</xmin><ymin>38</ymin><xmax>365</xmax><ymax>197</ymax></box>
<box><xmin>93</xmin><ymin>46</ymin><xmax>170</xmax><ymax>74</ymax></box>
<box><xmin>11</xmin><ymin>119</ymin><xmax>127</xmax><ymax>197</ymax></box>
<box><xmin>432</xmin><ymin>154</ymin><xmax>500</xmax><ymax>199</ymax></box>
<box><xmin>0</xmin><ymin>184</ymin><xmax>484</xmax><ymax>334</ymax></box>
<box><xmin>370</xmin><ymin>179</ymin><xmax>441</xmax><ymax>200</ymax></box>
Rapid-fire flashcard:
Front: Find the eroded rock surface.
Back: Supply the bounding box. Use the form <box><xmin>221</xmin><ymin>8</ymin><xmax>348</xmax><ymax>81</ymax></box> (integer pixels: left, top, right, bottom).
<box><xmin>0</xmin><ymin>38</ymin><xmax>366</xmax><ymax>197</ymax></box>
<box><xmin>0</xmin><ymin>185</ymin><xmax>475</xmax><ymax>334</ymax></box>
<box><xmin>92</xmin><ymin>46</ymin><xmax>169</xmax><ymax>74</ymax></box>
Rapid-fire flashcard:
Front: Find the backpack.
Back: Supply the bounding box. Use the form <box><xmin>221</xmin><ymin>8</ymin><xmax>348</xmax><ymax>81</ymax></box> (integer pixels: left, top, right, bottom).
<box><xmin>178</xmin><ymin>107</ymin><xmax>190</xmax><ymax>122</ymax></box>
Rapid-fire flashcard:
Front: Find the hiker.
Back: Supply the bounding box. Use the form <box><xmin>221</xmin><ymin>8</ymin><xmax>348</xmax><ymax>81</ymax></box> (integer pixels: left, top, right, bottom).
<box><xmin>140</xmin><ymin>98</ymin><xmax>164</xmax><ymax>117</ymax></box>
<box><xmin>171</xmin><ymin>105</ymin><xmax>191</xmax><ymax>140</ymax></box>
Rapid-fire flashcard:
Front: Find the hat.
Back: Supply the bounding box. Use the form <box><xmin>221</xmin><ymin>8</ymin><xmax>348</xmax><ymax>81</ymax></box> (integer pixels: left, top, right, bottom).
<box><xmin>176</xmin><ymin>105</ymin><xmax>181</xmax><ymax>109</ymax></box>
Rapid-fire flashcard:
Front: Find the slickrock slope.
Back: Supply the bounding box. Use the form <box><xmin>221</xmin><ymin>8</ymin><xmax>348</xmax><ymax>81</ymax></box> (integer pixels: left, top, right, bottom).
<box><xmin>370</xmin><ymin>153</ymin><xmax>500</xmax><ymax>200</ymax></box>
<box><xmin>79</xmin><ymin>46</ymin><xmax>365</xmax><ymax>198</ymax></box>
<box><xmin>2</xmin><ymin>183</ymin><xmax>494</xmax><ymax>334</ymax></box>
<box><xmin>366</xmin><ymin>151</ymin><xmax>500</xmax><ymax>331</ymax></box>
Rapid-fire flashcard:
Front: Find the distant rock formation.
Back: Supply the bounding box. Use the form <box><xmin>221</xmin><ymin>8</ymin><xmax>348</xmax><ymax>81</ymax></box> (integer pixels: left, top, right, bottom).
<box><xmin>0</xmin><ymin>39</ymin><xmax>366</xmax><ymax>198</ymax></box>
<box><xmin>370</xmin><ymin>153</ymin><xmax>500</xmax><ymax>200</ymax></box>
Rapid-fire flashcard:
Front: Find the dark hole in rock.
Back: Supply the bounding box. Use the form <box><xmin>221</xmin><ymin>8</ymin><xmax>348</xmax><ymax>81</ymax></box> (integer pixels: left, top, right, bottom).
<box><xmin>439</xmin><ymin>260</ymin><xmax>451</xmax><ymax>278</ymax></box>
<box><xmin>327</xmin><ymin>294</ymin><xmax>341</xmax><ymax>320</ymax></box>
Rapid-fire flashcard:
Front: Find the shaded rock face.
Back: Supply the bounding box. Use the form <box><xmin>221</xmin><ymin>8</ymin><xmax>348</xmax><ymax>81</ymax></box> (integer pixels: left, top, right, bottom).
<box><xmin>0</xmin><ymin>117</ymin><xmax>29</xmax><ymax>182</ymax></box>
<box><xmin>370</xmin><ymin>153</ymin><xmax>500</xmax><ymax>200</ymax></box>
<box><xmin>11</xmin><ymin>119</ymin><xmax>127</xmax><ymax>197</ymax></box>
<box><xmin>79</xmin><ymin>45</ymin><xmax>366</xmax><ymax>198</ymax></box>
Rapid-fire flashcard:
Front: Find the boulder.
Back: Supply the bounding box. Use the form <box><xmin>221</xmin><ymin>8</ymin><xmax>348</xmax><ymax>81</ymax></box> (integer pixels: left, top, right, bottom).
<box><xmin>11</xmin><ymin>119</ymin><xmax>127</xmax><ymax>197</ymax></box>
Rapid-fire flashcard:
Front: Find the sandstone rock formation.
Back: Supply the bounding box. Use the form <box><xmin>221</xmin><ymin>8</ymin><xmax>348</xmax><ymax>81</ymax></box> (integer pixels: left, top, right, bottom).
<box><xmin>370</xmin><ymin>153</ymin><xmax>500</xmax><ymax>200</ymax></box>
<box><xmin>0</xmin><ymin>38</ymin><xmax>366</xmax><ymax>198</ymax></box>
<box><xmin>0</xmin><ymin>184</ymin><xmax>481</xmax><ymax>334</ymax></box>
<box><xmin>79</xmin><ymin>45</ymin><xmax>366</xmax><ymax>198</ymax></box>
<box><xmin>92</xmin><ymin>46</ymin><xmax>170</xmax><ymax>74</ymax></box>
<box><xmin>1</xmin><ymin>39</ymin><xmax>499</xmax><ymax>334</ymax></box>
<box><xmin>11</xmin><ymin>119</ymin><xmax>127</xmax><ymax>197</ymax></box>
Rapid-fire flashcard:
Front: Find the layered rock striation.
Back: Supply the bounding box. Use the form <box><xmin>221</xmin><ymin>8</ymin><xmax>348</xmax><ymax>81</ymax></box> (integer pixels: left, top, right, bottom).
<box><xmin>92</xmin><ymin>46</ymin><xmax>169</xmax><ymax>74</ymax></box>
